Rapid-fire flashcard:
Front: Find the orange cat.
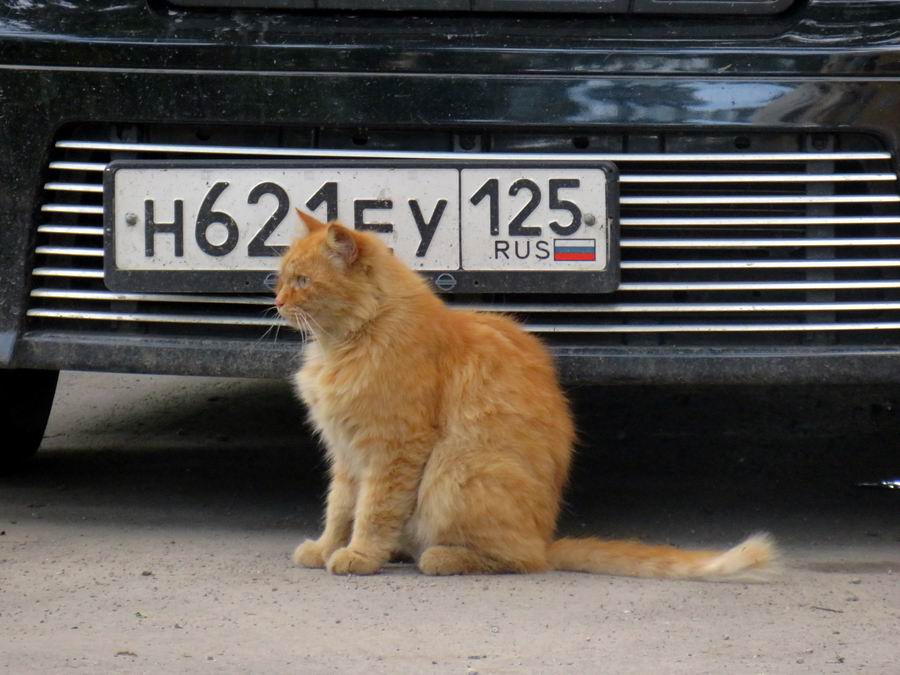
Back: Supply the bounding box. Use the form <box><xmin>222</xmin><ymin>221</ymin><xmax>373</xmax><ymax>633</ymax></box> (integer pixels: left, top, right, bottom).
<box><xmin>276</xmin><ymin>211</ymin><xmax>777</xmax><ymax>581</ymax></box>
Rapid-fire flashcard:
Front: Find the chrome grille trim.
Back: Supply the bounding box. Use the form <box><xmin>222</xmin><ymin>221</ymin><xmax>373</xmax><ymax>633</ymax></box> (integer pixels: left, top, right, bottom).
<box><xmin>43</xmin><ymin>182</ymin><xmax>899</xmax><ymax>206</ymax></box>
<box><xmin>48</xmin><ymin>161</ymin><xmax>106</xmax><ymax>172</ymax></box>
<box><xmin>25</xmin><ymin>308</ymin><xmax>900</xmax><ymax>334</ymax></box>
<box><xmin>53</xmin><ymin>140</ymin><xmax>894</xmax><ymax>163</ymax></box>
<box><xmin>41</xmin><ymin>204</ymin><xmax>104</xmax><ymax>215</ymax></box>
<box><xmin>29</xmin><ymin>288</ymin><xmax>900</xmax><ymax>314</ymax></box>
<box><xmin>39</xmin><ymin>202</ymin><xmax>900</xmax><ymax>227</ymax></box>
<box><xmin>27</xmin><ymin>308</ymin><xmax>278</xmax><ymax>327</ymax></box>
<box><xmin>34</xmin><ymin>246</ymin><xmax>103</xmax><ymax>257</ymax></box>
<box><xmin>621</xmin><ymin>195</ymin><xmax>900</xmax><ymax>205</ymax></box>
<box><xmin>37</xmin><ymin>243</ymin><xmax>900</xmax><ymax>268</ymax></box>
<box><xmin>622</xmin><ymin>238</ymin><xmax>900</xmax><ymax>248</ymax></box>
<box><xmin>32</xmin><ymin>267</ymin><xmax>104</xmax><ymax>279</ymax></box>
<box><xmin>620</xmin><ymin>173</ymin><xmax>897</xmax><ymax>184</ymax></box>
<box><xmin>43</xmin><ymin>182</ymin><xmax>104</xmax><ymax>193</ymax></box>
<box><xmin>28</xmin><ymin>275</ymin><xmax>900</xmax><ymax>292</ymax></box>
<box><xmin>621</xmin><ymin>259</ymin><xmax>900</xmax><ymax>270</ymax></box>
<box><xmin>37</xmin><ymin>225</ymin><xmax>104</xmax><ymax>236</ymax></box>
<box><xmin>618</xmin><ymin>280</ymin><xmax>900</xmax><ymax>291</ymax></box>
<box><xmin>527</xmin><ymin>322</ymin><xmax>900</xmax><ymax>334</ymax></box>
<box><xmin>27</xmin><ymin>131</ymin><xmax>900</xmax><ymax>342</ymax></box>
<box><xmin>462</xmin><ymin>301</ymin><xmax>900</xmax><ymax>314</ymax></box>
<box><xmin>45</xmin><ymin>162</ymin><xmax>899</xmax><ymax>185</ymax></box>
<box><xmin>622</xmin><ymin>216</ymin><xmax>900</xmax><ymax>226</ymax></box>
<box><xmin>30</xmin><ymin>288</ymin><xmax>273</xmax><ymax>306</ymax></box>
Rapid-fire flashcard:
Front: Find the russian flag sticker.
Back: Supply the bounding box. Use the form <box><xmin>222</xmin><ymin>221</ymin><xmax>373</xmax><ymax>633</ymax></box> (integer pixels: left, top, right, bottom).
<box><xmin>553</xmin><ymin>238</ymin><xmax>597</xmax><ymax>262</ymax></box>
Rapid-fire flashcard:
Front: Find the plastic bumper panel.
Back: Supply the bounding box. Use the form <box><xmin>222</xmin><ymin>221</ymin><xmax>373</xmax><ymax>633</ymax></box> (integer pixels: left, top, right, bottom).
<box><xmin>5</xmin><ymin>66</ymin><xmax>900</xmax><ymax>381</ymax></box>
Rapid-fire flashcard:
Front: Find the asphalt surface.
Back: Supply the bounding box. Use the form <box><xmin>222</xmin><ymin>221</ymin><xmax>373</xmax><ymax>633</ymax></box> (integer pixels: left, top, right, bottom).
<box><xmin>1</xmin><ymin>372</ymin><xmax>898</xmax><ymax>674</ymax></box>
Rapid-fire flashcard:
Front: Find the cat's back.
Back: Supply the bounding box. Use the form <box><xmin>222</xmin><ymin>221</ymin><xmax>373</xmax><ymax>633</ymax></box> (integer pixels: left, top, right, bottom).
<box><xmin>451</xmin><ymin>308</ymin><xmax>557</xmax><ymax>375</ymax></box>
<box><xmin>440</xmin><ymin>307</ymin><xmax>568</xmax><ymax>420</ymax></box>
<box><xmin>434</xmin><ymin>307</ymin><xmax>574</xmax><ymax>499</ymax></box>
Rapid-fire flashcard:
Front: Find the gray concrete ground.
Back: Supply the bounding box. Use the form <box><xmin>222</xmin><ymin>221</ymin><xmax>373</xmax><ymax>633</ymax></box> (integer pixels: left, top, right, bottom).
<box><xmin>1</xmin><ymin>372</ymin><xmax>898</xmax><ymax>674</ymax></box>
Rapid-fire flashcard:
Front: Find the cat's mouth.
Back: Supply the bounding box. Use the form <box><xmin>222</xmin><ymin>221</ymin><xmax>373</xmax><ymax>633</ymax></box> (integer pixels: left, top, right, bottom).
<box><xmin>278</xmin><ymin>306</ymin><xmax>314</xmax><ymax>334</ymax></box>
<box><xmin>277</xmin><ymin>306</ymin><xmax>301</xmax><ymax>327</ymax></box>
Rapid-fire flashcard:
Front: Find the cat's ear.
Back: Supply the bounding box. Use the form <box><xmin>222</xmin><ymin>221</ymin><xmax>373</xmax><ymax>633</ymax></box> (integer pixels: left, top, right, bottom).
<box><xmin>324</xmin><ymin>223</ymin><xmax>359</xmax><ymax>266</ymax></box>
<box><xmin>296</xmin><ymin>209</ymin><xmax>327</xmax><ymax>235</ymax></box>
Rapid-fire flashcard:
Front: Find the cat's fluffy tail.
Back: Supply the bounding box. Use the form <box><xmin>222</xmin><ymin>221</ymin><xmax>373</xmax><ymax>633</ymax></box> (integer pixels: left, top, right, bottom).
<box><xmin>547</xmin><ymin>532</ymin><xmax>778</xmax><ymax>582</ymax></box>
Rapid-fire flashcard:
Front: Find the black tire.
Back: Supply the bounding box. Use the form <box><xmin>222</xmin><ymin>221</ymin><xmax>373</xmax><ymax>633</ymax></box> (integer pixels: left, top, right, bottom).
<box><xmin>0</xmin><ymin>369</ymin><xmax>59</xmax><ymax>472</ymax></box>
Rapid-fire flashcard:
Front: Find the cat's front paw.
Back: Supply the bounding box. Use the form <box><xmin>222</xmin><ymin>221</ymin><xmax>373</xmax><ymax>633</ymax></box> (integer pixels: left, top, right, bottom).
<box><xmin>326</xmin><ymin>547</ymin><xmax>382</xmax><ymax>576</ymax></box>
<box><xmin>292</xmin><ymin>539</ymin><xmax>327</xmax><ymax>568</ymax></box>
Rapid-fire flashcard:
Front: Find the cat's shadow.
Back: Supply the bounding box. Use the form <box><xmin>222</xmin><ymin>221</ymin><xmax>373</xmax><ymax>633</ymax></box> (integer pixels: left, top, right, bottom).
<box><xmin>2</xmin><ymin>379</ymin><xmax>897</xmax><ymax>545</ymax></box>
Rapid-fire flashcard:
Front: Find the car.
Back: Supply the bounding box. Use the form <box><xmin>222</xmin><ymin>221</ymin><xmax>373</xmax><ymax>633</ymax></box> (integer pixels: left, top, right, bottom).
<box><xmin>4</xmin><ymin>0</ymin><xmax>900</xmax><ymax>469</ymax></box>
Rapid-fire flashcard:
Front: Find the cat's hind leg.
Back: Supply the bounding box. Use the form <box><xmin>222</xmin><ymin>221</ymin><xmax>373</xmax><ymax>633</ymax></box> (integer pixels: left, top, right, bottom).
<box><xmin>413</xmin><ymin>439</ymin><xmax>555</xmax><ymax>576</ymax></box>
<box><xmin>418</xmin><ymin>545</ymin><xmax>545</xmax><ymax>576</ymax></box>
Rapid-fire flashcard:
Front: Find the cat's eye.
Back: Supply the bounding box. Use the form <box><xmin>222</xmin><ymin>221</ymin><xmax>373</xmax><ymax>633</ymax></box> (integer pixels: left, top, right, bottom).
<box><xmin>292</xmin><ymin>275</ymin><xmax>311</xmax><ymax>290</ymax></box>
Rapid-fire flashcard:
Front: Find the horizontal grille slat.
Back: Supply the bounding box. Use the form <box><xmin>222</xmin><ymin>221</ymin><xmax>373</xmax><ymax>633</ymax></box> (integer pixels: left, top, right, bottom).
<box><xmin>40</xmin><ymin>207</ymin><xmax>900</xmax><ymax>227</ymax></box>
<box><xmin>27</xmin><ymin>308</ymin><xmax>278</xmax><ymax>327</ymax></box>
<box><xmin>622</xmin><ymin>259</ymin><xmax>900</xmax><ymax>270</ymax></box>
<box><xmin>27</xmin><ymin>128</ymin><xmax>900</xmax><ymax>346</ymax></box>
<box><xmin>618</xmin><ymin>280</ymin><xmax>900</xmax><ymax>291</ymax></box>
<box><xmin>621</xmin><ymin>173</ymin><xmax>897</xmax><ymax>184</ymax></box>
<box><xmin>25</xmin><ymin>308</ymin><xmax>900</xmax><ymax>335</ymax></box>
<box><xmin>48</xmin><ymin>161</ymin><xmax>107</xmax><ymax>172</ymax></box>
<box><xmin>37</xmin><ymin>225</ymin><xmax>104</xmax><ymax>236</ymax></box>
<box><xmin>41</xmin><ymin>204</ymin><xmax>104</xmax><ymax>215</ymax></box>
<box><xmin>622</xmin><ymin>216</ymin><xmax>900</xmax><ymax>227</ymax></box>
<box><xmin>53</xmin><ymin>140</ymin><xmax>893</xmax><ymax>163</ymax></box>
<box><xmin>32</xmin><ymin>267</ymin><xmax>105</xmax><ymax>279</ymax></box>
<box><xmin>43</xmin><ymin>182</ymin><xmax>104</xmax><ymax>194</ymax></box>
<box><xmin>44</xmin><ymin>161</ymin><xmax>899</xmax><ymax>185</ymax></box>
<box><xmin>621</xmin><ymin>195</ymin><xmax>900</xmax><ymax>205</ymax></box>
<box><xmin>34</xmin><ymin>246</ymin><xmax>104</xmax><ymax>257</ymax></box>
<box><xmin>622</xmin><ymin>238</ymin><xmax>900</xmax><ymax>249</ymax></box>
<box><xmin>30</xmin><ymin>288</ymin><xmax>273</xmax><ymax>306</ymax></box>
<box><xmin>30</xmin><ymin>272</ymin><xmax>900</xmax><ymax>291</ymax></box>
<box><xmin>32</xmin><ymin>288</ymin><xmax>900</xmax><ymax>314</ymax></box>
<box><xmin>46</xmin><ymin>183</ymin><xmax>898</xmax><ymax>205</ymax></box>
<box><xmin>464</xmin><ymin>301</ymin><xmax>900</xmax><ymax>314</ymax></box>
<box><xmin>528</xmin><ymin>322</ymin><xmax>900</xmax><ymax>334</ymax></box>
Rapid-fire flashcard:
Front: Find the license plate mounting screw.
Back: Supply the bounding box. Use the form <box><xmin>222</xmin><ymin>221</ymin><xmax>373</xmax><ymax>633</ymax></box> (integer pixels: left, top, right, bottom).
<box><xmin>584</xmin><ymin>213</ymin><xmax>596</xmax><ymax>226</ymax></box>
<box><xmin>435</xmin><ymin>273</ymin><xmax>457</xmax><ymax>292</ymax></box>
<box><xmin>125</xmin><ymin>212</ymin><xmax>139</xmax><ymax>226</ymax></box>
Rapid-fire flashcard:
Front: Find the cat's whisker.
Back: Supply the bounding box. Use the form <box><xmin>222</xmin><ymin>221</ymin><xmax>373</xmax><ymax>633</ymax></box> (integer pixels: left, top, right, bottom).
<box><xmin>298</xmin><ymin>315</ymin><xmax>315</xmax><ymax>346</ymax></box>
<box><xmin>252</xmin><ymin>325</ymin><xmax>273</xmax><ymax>348</ymax></box>
<box><xmin>303</xmin><ymin>313</ymin><xmax>333</xmax><ymax>341</ymax></box>
<box><xmin>281</xmin><ymin>306</ymin><xmax>314</xmax><ymax>341</ymax></box>
<box><xmin>252</xmin><ymin>306</ymin><xmax>284</xmax><ymax>346</ymax></box>
<box><xmin>281</xmin><ymin>308</ymin><xmax>313</xmax><ymax>346</ymax></box>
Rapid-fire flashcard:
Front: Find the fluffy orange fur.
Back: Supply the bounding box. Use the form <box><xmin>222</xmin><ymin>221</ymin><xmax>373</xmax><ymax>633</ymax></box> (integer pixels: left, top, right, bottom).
<box><xmin>276</xmin><ymin>210</ymin><xmax>778</xmax><ymax>581</ymax></box>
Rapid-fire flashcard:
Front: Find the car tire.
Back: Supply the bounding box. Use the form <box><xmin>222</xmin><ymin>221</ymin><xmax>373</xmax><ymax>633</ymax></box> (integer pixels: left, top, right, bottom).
<box><xmin>1</xmin><ymin>369</ymin><xmax>59</xmax><ymax>472</ymax></box>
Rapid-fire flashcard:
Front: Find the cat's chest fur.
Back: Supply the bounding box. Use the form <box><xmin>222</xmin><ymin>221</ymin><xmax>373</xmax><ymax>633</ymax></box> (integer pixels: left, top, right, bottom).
<box><xmin>294</xmin><ymin>341</ymin><xmax>397</xmax><ymax>474</ymax></box>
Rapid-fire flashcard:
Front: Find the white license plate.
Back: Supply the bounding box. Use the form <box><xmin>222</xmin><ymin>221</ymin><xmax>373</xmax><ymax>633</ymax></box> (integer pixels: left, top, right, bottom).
<box><xmin>104</xmin><ymin>160</ymin><xmax>619</xmax><ymax>294</ymax></box>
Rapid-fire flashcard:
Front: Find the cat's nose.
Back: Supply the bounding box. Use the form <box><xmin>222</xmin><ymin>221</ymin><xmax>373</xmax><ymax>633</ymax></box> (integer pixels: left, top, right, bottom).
<box><xmin>275</xmin><ymin>295</ymin><xmax>285</xmax><ymax>309</ymax></box>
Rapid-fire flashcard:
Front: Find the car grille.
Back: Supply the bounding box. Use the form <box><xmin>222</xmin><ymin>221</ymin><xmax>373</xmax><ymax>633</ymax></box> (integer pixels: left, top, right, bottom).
<box><xmin>25</xmin><ymin>125</ymin><xmax>900</xmax><ymax>347</ymax></box>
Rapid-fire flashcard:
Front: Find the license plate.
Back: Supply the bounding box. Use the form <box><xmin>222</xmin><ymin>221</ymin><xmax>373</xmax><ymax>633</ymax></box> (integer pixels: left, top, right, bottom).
<box><xmin>103</xmin><ymin>160</ymin><xmax>619</xmax><ymax>294</ymax></box>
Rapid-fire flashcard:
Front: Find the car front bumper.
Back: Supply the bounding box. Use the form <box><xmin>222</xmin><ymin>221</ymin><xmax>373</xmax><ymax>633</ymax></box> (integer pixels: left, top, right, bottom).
<box><xmin>6</xmin><ymin>1</ymin><xmax>900</xmax><ymax>383</ymax></box>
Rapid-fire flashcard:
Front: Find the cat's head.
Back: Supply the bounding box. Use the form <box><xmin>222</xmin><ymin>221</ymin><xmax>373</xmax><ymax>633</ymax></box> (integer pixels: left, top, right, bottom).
<box><xmin>274</xmin><ymin>210</ymin><xmax>389</xmax><ymax>337</ymax></box>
